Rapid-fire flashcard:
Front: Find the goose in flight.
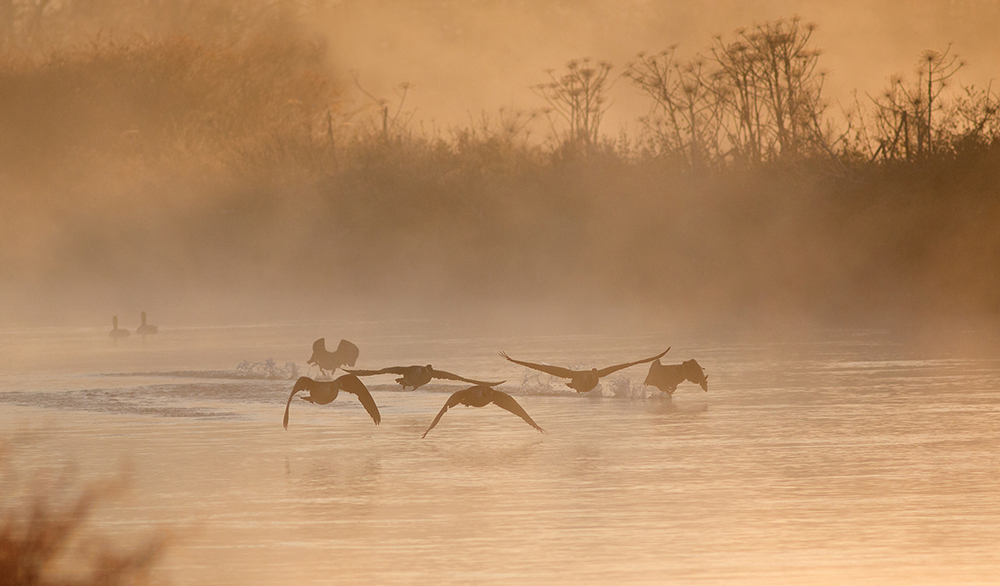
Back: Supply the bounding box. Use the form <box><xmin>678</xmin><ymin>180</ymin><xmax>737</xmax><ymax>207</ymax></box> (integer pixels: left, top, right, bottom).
<box><xmin>644</xmin><ymin>358</ymin><xmax>708</xmax><ymax>395</ymax></box>
<box><xmin>422</xmin><ymin>385</ymin><xmax>544</xmax><ymax>438</ymax></box>
<box><xmin>136</xmin><ymin>311</ymin><xmax>158</xmax><ymax>336</ymax></box>
<box><xmin>345</xmin><ymin>365</ymin><xmax>504</xmax><ymax>391</ymax></box>
<box><xmin>109</xmin><ymin>316</ymin><xmax>130</xmax><ymax>339</ymax></box>
<box><xmin>499</xmin><ymin>348</ymin><xmax>670</xmax><ymax>394</ymax></box>
<box><xmin>282</xmin><ymin>374</ymin><xmax>381</xmax><ymax>429</ymax></box>
<box><xmin>307</xmin><ymin>338</ymin><xmax>360</xmax><ymax>376</ymax></box>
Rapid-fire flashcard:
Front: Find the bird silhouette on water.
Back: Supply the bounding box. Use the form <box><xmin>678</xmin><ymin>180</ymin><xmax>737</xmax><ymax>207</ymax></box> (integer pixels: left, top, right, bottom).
<box><xmin>307</xmin><ymin>338</ymin><xmax>360</xmax><ymax>377</ymax></box>
<box><xmin>644</xmin><ymin>358</ymin><xmax>708</xmax><ymax>395</ymax></box>
<box><xmin>109</xmin><ymin>316</ymin><xmax>129</xmax><ymax>339</ymax></box>
<box><xmin>500</xmin><ymin>348</ymin><xmax>670</xmax><ymax>393</ymax></box>
<box><xmin>345</xmin><ymin>364</ymin><xmax>504</xmax><ymax>391</ymax></box>
<box><xmin>136</xmin><ymin>311</ymin><xmax>158</xmax><ymax>336</ymax></box>
<box><xmin>282</xmin><ymin>374</ymin><xmax>381</xmax><ymax>429</ymax></box>
<box><xmin>422</xmin><ymin>385</ymin><xmax>544</xmax><ymax>438</ymax></box>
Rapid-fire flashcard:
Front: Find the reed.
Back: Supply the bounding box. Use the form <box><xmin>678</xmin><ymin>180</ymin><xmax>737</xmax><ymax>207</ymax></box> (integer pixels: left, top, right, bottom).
<box><xmin>0</xmin><ymin>447</ymin><xmax>165</xmax><ymax>586</ymax></box>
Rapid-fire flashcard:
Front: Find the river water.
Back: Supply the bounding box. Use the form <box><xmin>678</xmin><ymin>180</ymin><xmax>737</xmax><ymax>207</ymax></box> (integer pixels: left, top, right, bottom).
<box><xmin>2</xmin><ymin>320</ymin><xmax>999</xmax><ymax>585</ymax></box>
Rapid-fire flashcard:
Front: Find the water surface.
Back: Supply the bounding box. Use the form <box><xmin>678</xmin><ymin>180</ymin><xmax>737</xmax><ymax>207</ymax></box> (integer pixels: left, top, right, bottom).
<box><xmin>2</xmin><ymin>322</ymin><xmax>999</xmax><ymax>585</ymax></box>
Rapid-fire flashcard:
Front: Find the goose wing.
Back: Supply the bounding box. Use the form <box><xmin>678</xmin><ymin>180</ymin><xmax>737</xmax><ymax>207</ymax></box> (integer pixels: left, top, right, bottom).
<box><xmin>421</xmin><ymin>387</ymin><xmax>474</xmax><ymax>438</ymax></box>
<box><xmin>344</xmin><ymin>366</ymin><xmax>409</xmax><ymax>377</ymax></box>
<box><xmin>499</xmin><ymin>351</ymin><xmax>578</xmax><ymax>379</ymax></box>
<box><xmin>596</xmin><ymin>348</ymin><xmax>670</xmax><ymax>378</ymax></box>
<box><xmin>283</xmin><ymin>377</ymin><xmax>315</xmax><ymax>429</ymax></box>
<box><xmin>683</xmin><ymin>359</ymin><xmax>708</xmax><ymax>391</ymax></box>
<box><xmin>308</xmin><ymin>338</ymin><xmax>326</xmax><ymax>364</ymax></box>
<box><xmin>336</xmin><ymin>339</ymin><xmax>360</xmax><ymax>367</ymax></box>
<box><xmin>335</xmin><ymin>374</ymin><xmax>381</xmax><ymax>425</ymax></box>
<box><xmin>429</xmin><ymin>368</ymin><xmax>505</xmax><ymax>386</ymax></box>
<box><xmin>490</xmin><ymin>390</ymin><xmax>545</xmax><ymax>433</ymax></box>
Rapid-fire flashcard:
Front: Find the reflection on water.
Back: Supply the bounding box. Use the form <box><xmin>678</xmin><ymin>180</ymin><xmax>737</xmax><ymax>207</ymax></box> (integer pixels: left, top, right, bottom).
<box><xmin>1</xmin><ymin>324</ymin><xmax>1000</xmax><ymax>585</ymax></box>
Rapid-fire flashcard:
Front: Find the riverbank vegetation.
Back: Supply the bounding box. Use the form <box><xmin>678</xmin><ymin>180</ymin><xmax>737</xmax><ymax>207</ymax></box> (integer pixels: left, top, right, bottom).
<box><xmin>1</xmin><ymin>1</ymin><xmax>998</xmax><ymax>326</ymax></box>
<box><xmin>0</xmin><ymin>443</ymin><xmax>164</xmax><ymax>585</ymax></box>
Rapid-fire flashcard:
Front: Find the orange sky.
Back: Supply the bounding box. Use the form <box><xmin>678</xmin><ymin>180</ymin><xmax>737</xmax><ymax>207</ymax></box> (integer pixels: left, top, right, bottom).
<box><xmin>315</xmin><ymin>0</ymin><xmax>1000</xmax><ymax>133</ymax></box>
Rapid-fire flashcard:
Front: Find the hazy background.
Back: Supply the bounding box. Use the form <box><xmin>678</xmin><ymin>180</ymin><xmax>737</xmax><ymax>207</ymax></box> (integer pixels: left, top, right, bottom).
<box><xmin>2</xmin><ymin>0</ymin><xmax>999</xmax><ymax>331</ymax></box>
<box><xmin>322</xmin><ymin>0</ymin><xmax>1000</xmax><ymax>130</ymax></box>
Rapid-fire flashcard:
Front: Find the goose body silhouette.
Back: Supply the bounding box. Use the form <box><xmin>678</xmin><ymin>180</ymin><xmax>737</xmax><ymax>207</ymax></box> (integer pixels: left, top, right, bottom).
<box><xmin>109</xmin><ymin>316</ymin><xmax>130</xmax><ymax>339</ymax></box>
<box><xmin>422</xmin><ymin>385</ymin><xmax>544</xmax><ymax>437</ymax></box>
<box><xmin>500</xmin><ymin>348</ymin><xmax>670</xmax><ymax>393</ymax></box>
<box><xmin>282</xmin><ymin>374</ymin><xmax>380</xmax><ymax>429</ymax></box>
<box><xmin>345</xmin><ymin>364</ymin><xmax>504</xmax><ymax>391</ymax></box>
<box><xmin>308</xmin><ymin>338</ymin><xmax>360</xmax><ymax>376</ymax></box>
<box><xmin>136</xmin><ymin>311</ymin><xmax>158</xmax><ymax>336</ymax></box>
<box><xmin>644</xmin><ymin>358</ymin><xmax>708</xmax><ymax>394</ymax></box>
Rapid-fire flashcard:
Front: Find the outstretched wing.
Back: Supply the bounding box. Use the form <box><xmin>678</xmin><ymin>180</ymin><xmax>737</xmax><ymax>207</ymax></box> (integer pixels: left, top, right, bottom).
<box><xmin>308</xmin><ymin>338</ymin><xmax>326</xmax><ymax>364</ymax></box>
<box><xmin>283</xmin><ymin>377</ymin><xmax>314</xmax><ymax>429</ymax></box>
<box><xmin>345</xmin><ymin>366</ymin><xmax>409</xmax><ymax>377</ymax></box>
<box><xmin>421</xmin><ymin>388</ymin><xmax>473</xmax><ymax>438</ymax></box>
<box><xmin>499</xmin><ymin>351</ymin><xmax>578</xmax><ymax>379</ymax></box>
<box><xmin>683</xmin><ymin>359</ymin><xmax>708</xmax><ymax>391</ymax></box>
<box><xmin>491</xmin><ymin>391</ymin><xmax>545</xmax><ymax>434</ymax></box>
<box><xmin>336</xmin><ymin>374</ymin><xmax>381</xmax><ymax>425</ymax></box>
<box><xmin>429</xmin><ymin>368</ymin><xmax>505</xmax><ymax>386</ymax></box>
<box><xmin>596</xmin><ymin>348</ymin><xmax>670</xmax><ymax>378</ymax></box>
<box><xmin>336</xmin><ymin>339</ymin><xmax>360</xmax><ymax>367</ymax></box>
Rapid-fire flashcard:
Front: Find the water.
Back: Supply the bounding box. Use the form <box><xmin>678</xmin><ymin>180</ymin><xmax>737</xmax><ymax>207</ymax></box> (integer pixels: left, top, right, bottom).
<box><xmin>2</xmin><ymin>321</ymin><xmax>1000</xmax><ymax>585</ymax></box>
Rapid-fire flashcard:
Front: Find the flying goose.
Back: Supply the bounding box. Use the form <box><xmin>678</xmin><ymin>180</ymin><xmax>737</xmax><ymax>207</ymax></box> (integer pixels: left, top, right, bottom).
<box><xmin>109</xmin><ymin>316</ymin><xmax>130</xmax><ymax>339</ymax></box>
<box><xmin>136</xmin><ymin>311</ymin><xmax>158</xmax><ymax>336</ymax></box>
<box><xmin>282</xmin><ymin>374</ymin><xmax>381</xmax><ymax>429</ymax></box>
<box><xmin>422</xmin><ymin>385</ymin><xmax>544</xmax><ymax>438</ymax></box>
<box><xmin>499</xmin><ymin>348</ymin><xmax>670</xmax><ymax>393</ymax></box>
<box><xmin>345</xmin><ymin>364</ymin><xmax>504</xmax><ymax>391</ymax></box>
<box><xmin>307</xmin><ymin>338</ymin><xmax>360</xmax><ymax>376</ymax></box>
<box><xmin>644</xmin><ymin>358</ymin><xmax>708</xmax><ymax>394</ymax></box>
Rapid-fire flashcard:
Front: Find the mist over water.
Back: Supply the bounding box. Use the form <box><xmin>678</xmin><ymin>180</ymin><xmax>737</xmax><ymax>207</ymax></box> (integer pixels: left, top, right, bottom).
<box><xmin>1</xmin><ymin>0</ymin><xmax>1000</xmax><ymax>327</ymax></box>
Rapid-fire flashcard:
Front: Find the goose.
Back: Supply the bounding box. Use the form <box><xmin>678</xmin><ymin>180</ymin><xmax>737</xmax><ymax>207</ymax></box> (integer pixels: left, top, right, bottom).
<box><xmin>422</xmin><ymin>385</ymin><xmax>544</xmax><ymax>438</ymax></box>
<box><xmin>307</xmin><ymin>338</ymin><xmax>360</xmax><ymax>376</ymax></box>
<box><xmin>345</xmin><ymin>364</ymin><xmax>504</xmax><ymax>391</ymax></box>
<box><xmin>109</xmin><ymin>316</ymin><xmax>130</xmax><ymax>339</ymax></box>
<box><xmin>644</xmin><ymin>358</ymin><xmax>708</xmax><ymax>395</ymax></box>
<box><xmin>499</xmin><ymin>348</ymin><xmax>670</xmax><ymax>394</ymax></box>
<box><xmin>282</xmin><ymin>374</ymin><xmax>380</xmax><ymax>429</ymax></box>
<box><xmin>136</xmin><ymin>312</ymin><xmax>158</xmax><ymax>336</ymax></box>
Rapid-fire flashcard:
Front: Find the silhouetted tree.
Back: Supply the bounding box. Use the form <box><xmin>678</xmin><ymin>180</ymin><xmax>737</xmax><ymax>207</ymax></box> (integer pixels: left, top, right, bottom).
<box><xmin>869</xmin><ymin>46</ymin><xmax>964</xmax><ymax>161</ymax></box>
<box><xmin>950</xmin><ymin>82</ymin><xmax>1000</xmax><ymax>149</ymax></box>
<box><xmin>534</xmin><ymin>58</ymin><xmax>613</xmax><ymax>150</ymax></box>
<box><xmin>625</xmin><ymin>48</ymin><xmax>724</xmax><ymax>171</ymax></box>
<box><xmin>919</xmin><ymin>47</ymin><xmax>963</xmax><ymax>154</ymax></box>
<box><xmin>711</xmin><ymin>17</ymin><xmax>828</xmax><ymax>164</ymax></box>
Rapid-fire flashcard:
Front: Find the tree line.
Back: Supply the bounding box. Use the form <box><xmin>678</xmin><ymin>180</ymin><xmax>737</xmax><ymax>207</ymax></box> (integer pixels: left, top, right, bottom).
<box><xmin>536</xmin><ymin>17</ymin><xmax>999</xmax><ymax>171</ymax></box>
